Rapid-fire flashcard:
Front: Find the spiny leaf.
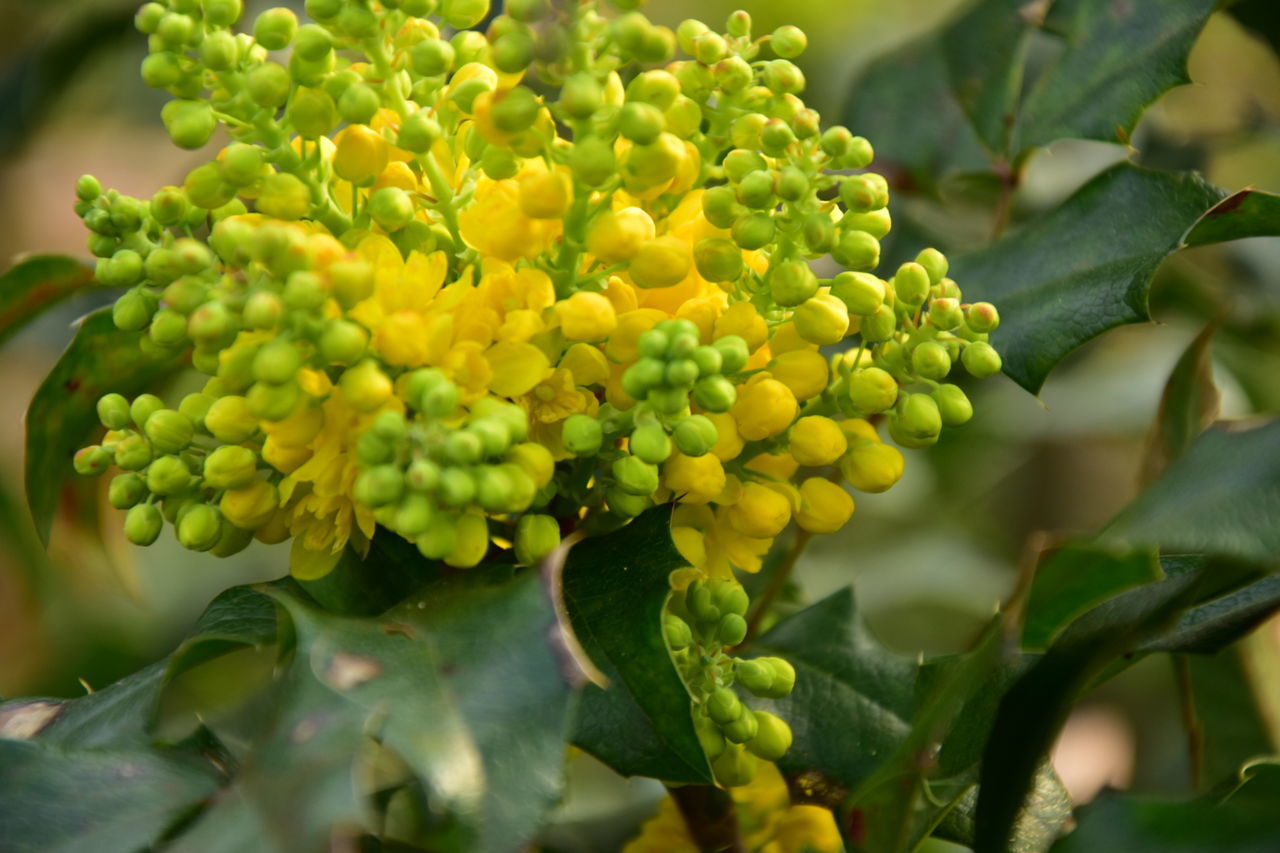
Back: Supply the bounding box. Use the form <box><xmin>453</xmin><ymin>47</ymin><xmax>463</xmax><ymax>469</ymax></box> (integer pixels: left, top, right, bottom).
<box><xmin>0</xmin><ymin>255</ymin><xmax>95</xmax><ymax>345</ymax></box>
<box><xmin>24</xmin><ymin>308</ymin><xmax>176</xmax><ymax>545</ymax></box>
<box><xmin>1139</xmin><ymin>321</ymin><xmax>1222</xmax><ymax>485</ymax></box>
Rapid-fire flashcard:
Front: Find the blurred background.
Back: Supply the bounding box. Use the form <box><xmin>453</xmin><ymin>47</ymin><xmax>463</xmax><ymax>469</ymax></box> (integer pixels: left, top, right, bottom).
<box><xmin>1</xmin><ymin>0</ymin><xmax>1278</xmax><ymax>848</ymax></box>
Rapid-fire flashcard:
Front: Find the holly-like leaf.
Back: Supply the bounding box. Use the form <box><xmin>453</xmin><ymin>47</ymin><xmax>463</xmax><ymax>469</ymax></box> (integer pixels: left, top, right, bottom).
<box><xmin>1141</xmin><ymin>574</ymin><xmax>1280</xmax><ymax>655</ymax></box>
<box><xmin>1139</xmin><ymin>321</ymin><xmax>1222</xmax><ymax>485</ymax></box>
<box><xmin>1183</xmin><ymin>187</ymin><xmax>1280</xmax><ymax>247</ymax></box>
<box><xmin>24</xmin><ymin>308</ymin><xmax>177</xmax><ymax>545</ymax></box>
<box><xmin>0</xmin><ymin>739</ymin><xmax>222</xmax><ymax>853</ymax></box>
<box><xmin>955</xmin><ymin>163</ymin><xmax>1226</xmax><ymax>393</ymax></box>
<box><xmin>1052</xmin><ymin>761</ymin><xmax>1280</xmax><ymax>852</ymax></box>
<box><xmin>562</xmin><ymin>506</ymin><xmax>712</xmax><ymax>784</ymax></box>
<box><xmin>1016</xmin><ymin>0</ymin><xmax>1217</xmax><ymax>151</ymax></box>
<box><xmin>1103</xmin><ymin>419</ymin><xmax>1280</xmax><ymax>567</ymax></box>
<box><xmin>0</xmin><ymin>255</ymin><xmax>95</xmax><ymax>344</ymax></box>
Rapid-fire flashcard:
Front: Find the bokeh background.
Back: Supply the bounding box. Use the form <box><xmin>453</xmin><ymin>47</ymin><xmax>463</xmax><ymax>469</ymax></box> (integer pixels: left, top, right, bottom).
<box><xmin>2</xmin><ymin>0</ymin><xmax>1279</xmax><ymax>848</ymax></box>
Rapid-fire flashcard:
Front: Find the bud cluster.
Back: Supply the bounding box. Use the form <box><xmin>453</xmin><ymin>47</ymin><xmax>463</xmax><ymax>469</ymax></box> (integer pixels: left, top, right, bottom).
<box><xmin>70</xmin><ymin>0</ymin><xmax>1005</xmax><ymax>775</ymax></box>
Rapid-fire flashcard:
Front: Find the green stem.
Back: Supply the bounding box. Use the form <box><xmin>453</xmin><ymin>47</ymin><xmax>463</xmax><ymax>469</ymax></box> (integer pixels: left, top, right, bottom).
<box><xmin>743</xmin><ymin>529</ymin><xmax>812</xmax><ymax>643</ymax></box>
<box><xmin>421</xmin><ymin>151</ymin><xmax>464</xmax><ymax>252</ymax></box>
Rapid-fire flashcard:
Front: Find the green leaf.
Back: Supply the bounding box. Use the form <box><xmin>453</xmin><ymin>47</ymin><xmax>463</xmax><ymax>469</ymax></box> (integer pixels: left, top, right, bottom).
<box><xmin>1016</xmin><ymin>0</ymin><xmax>1216</xmax><ymax>151</ymax></box>
<box><xmin>973</xmin><ymin>549</ymin><xmax>1226</xmax><ymax>853</ymax></box>
<box><xmin>955</xmin><ymin>163</ymin><xmax>1226</xmax><ymax>393</ymax></box>
<box><xmin>1139</xmin><ymin>321</ymin><xmax>1222</xmax><ymax>485</ymax></box>
<box><xmin>1052</xmin><ymin>761</ymin><xmax>1280</xmax><ymax>852</ymax></box>
<box><xmin>24</xmin><ymin>308</ymin><xmax>176</xmax><ymax>545</ymax></box>
<box><xmin>1185</xmin><ymin>648</ymin><xmax>1278</xmax><ymax>790</ymax></box>
<box><xmin>1184</xmin><ymin>187</ymin><xmax>1280</xmax><ymax>247</ymax></box>
<box><xmin>0</xmin><ymin>255</ymin><xmax>95</xmax><ymax>344</ymax></box>
<box><xmin>1141</xmin><ymin>575</ymin><xmax>1280</xmax><ymax>655</ymax></box>
<box><xmin>1103</xmin><ymin>419</ymin><xmax>1280</xmax><ymax>566</ymax></box>
<box><xmin>0</xmin><ymin>739</ymin><xmax>221</xmax><ymax>853</ymax></box>
<box><xmin>1022</xmin><ymin>544</ymin><xmax>1165</xmax><ymax>651</ymax></box>
<box><xmin>294</xmin><ymin>528</ymin><xmax>444</xmax><ymax>616</ymax></box>
<box><xmin>562</xmin><ymin>506</ymin><xmax>712</xmax><ymax>784</ymax></box>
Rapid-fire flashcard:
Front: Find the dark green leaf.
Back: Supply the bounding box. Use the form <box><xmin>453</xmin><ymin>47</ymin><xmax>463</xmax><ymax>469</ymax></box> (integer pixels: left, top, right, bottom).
<box><xmin>1023</xmin><ymin>544</ymin><xmax>1164</xmax><ymax>651</ymax></box>
<box><xmin>0</xmin><ymin>255</ymin><xmax>95</xmax><ymax>344</ymax></box>
<box><xmin>1185</xmin><ymin>649</ymin><xmax>1278</xmax><ymax>790</ymax></box>
<box><xmin>295</xmin><ymin>528</ymin><xmax>444</xmax><ymax>616</ymax></box>
<box><xmin>1142</xmin><ymin>575</ymin><xmax>1280</xmax><ymax>655</ymax></box>
<box><xmin>1140</xmin><ymin>321</ymin><xmax>1221</xmax><ymax>485</ymax></box>
<box><xmin>1103</xmin><ymin>419</ymin><xmax>1280</xmax><ymax>566</ymax></box>
<box><xmin>1183</xmin><ymin>188</ymin><xmax>1280</xmax><ymax>247</ymax></box>
<box><xmin>956</xmin><ymin>163</ymin><xmax>1225</xmax><ymax>393</ymax></box>
<box><xmin>562</xmin><ymin>506</ymin><xmax>712</xmax><ymax>784</ymax></box>
<box><xmin>0</xmin><ymin>739</ymin><xmax>221</xmax><ymax>853</ymax></box>
<box><xmin>1052</xmin><ymin>761</ymin><xmax>1280</xmax><ymax>852</ymax></box>
<box><xmin>973</xmin><ymin>548</ymin><xmax>1222</xmax><ymax>853</ymax></box>
<box><xmin>1017</xmin><ymin>0</ymin><xmax>1216</xmax><ymax>151</ymax></box>
<box><xmin>24</xmin><ymin>308</ymin><xmax>176</xmax><ymax>545</ymax></box>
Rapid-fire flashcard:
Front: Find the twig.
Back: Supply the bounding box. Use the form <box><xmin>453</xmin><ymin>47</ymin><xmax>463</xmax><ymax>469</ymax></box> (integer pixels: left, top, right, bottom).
<box><xmin>1173</xmin><ymin>653</ymin><xmax>1204</xmax><ymax>790</ymax></box>
<box><xmin>743</xmin><ymin>530</ymin><xmax>812</xmax><ymax>644</ymax></box>
<box><xmin>669</xmin><ymin>784</ymin><xmax>745</xmax><ymax>853</ymax></box>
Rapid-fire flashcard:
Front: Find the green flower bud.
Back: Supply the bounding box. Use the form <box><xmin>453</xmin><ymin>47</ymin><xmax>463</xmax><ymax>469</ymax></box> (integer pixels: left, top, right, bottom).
<box><xmin>893</xmin><ymin>393</ymin><xmax>942</xmax><ymax>448</ymax></box>
<box><xmin>161</xmin><ymin>100</ymin><xmax>216</xmax><ymax>150</ymax></box>
<box><xmin>178</xmin><ymin>392</ymin><xmax>214</xmax><ymax>430</ymax></box>
<box><xmin>73</xmin><ymin>445</ymin><xmax>111</xmax><ymax>476</ymax></box>
<box><xmin>967</xmin><ymin>302</ymin><xmax>1000</xmax><ymax>333</ymax></box>
<box><xmin>833</xmin><ymin>229</ymin><xmax>880</xmax><ymax>271</ymax></box>
<box><xmin>794</xmin><ymin>292</ymin><xmax>851</xmax><ymax>346</ymax></box>
<box><xmin>561</xmin><ymin>414</ymin><xmax>603</xmax><ymax>456</ymax></box>
<box><xmin>928</xmin><ymin>297</ymin><xmax>964</xmax><ymax>331</ymax></box>
<box><xmin>157</xmin><ymin>13</ymin><xmax>196</xmax><ymax>48</ymax></box>
<box><xmin>848</xmin><ymin>366</ymin><xmax>898</xmax><ymax>414</ymax></box>
<box><xmin>706</xmin><ymin>686</ymin><xmax>742</xmax><ymax>724</ymax></box>
<box><xmin>287</xmin><ymin>87</ymin><xmax>337</xmax><ymax>140</ymax></box>
<box><xmin>830</xmin><ymin>271</ymin><xmax>885</xmax><ymax>316</ymax></box>
<box><xmin>612</xmin><ymin>454</ymin><xmax>659</xmax><ymax>496</ymax></box>
<box><xmin>732</xmin><ymin>212</ymin><xmax>776</xmax><ymax>250</ymax></box>
<box><xmin>718</xmin><ymin>612</ymin><xmax>747</xmax><ymax>646</ymax></box>
<box><xmin>200</xmin><ymin>30</ymin><xmax>239</xmax><ymax>70</ymax></box>
<box><xmin>442</xmin><ymin>0</ymin><xmax>489</xmax><ymax>29</ymax></box>
<box><xmin>443</xmin><ymin>430</ymin><xmax>483</xmax><ymax>466</ymax></box>
<box><xmin>130</xmin><ymin>393</ymin><xmax>165</xmax><ymax>429</ymax></box>
<box><xmin>473</xmin><ymin>466</ymin><xmax>515</xmax><ymax>511</ymax></box>
<box><xmin>515</xmin><ymin>513</ymin><xmax>560</xmax><ymax>565</ymax></box>
<box><xmin>183</xmin><ymin>162</ymin><xmax>234</xmax><ymax>210</ymax></box>
<box><xmin>75</xmin><ymin>174</ymin><xmax>102</xmax><ymax>202</ymax></box>
<box><xmin>336</xmin><ymin>82</ymin><xmax>379</xmax><ymax>125</ymax></box>
<box><xmin>961</xmin><ymin>340</ymin><xmax>1002</xmax><ymax>379</ymax></box>
<box><xmin>251</xmin><ymin>340</ymin><xmax>301</xmax><ymax>385</ymax></box>
<box><xmin>253</xmin><ymin>7</ymin><xmax>297</xmax><ymax>50</ymax></box>
<box><xmin>411</xmin><ymin>38</ymin><xmax>455</xmax><ymax>77</ymax></box>
<box><xmin>711</xmin><ymin>581</ymin><xmax>749</xmax><ymax>617</ymax></box>
<box><xmin>318</xmin><ymin>319</ymin><xmax>368</xmax><ymax>364</ymax></box>
<box><xmin>203</xmin><ymin>445</ymin><xmax>258</xmax><ymax>490</ymax></box>
<box><xmin>247</xmin><ymin>62</ymin><xmax>291</xmax><ymax>108</ymax></box>
<box><xmin>916</xmin><ymin>247</ymin><xmax>948</xmax><ymax>284</ymax></box>
<box><xmin>762</xmin><ymin>59</ymin><xmax>804</xmax><ymax>94</ymax></box>
<box><xmin>305</xmin><ymin>0</ymin><xmax>342</xmax><ymax>21</ymax></box>
<box><xmin>712</xmin><ymin>744</ymin><xmax>758</xmax><ymax>787</ymax></box>
<box><xmin>736</xmin><ymin>170</ymin><xmax>774</xmax><ymax>210</ymax></box>
<box><xmin>368</xmin><ymin>186</ymin><xmax>415</xmax><ymax>232</ymax></box>
<box><xmin>760</xmin><ymin>119</ymin><xmax>797</xmax><ymax>156</ymax></box>
<box><xmin>933</xmin><ymin>384</ymin><xmax>973</xmax><ymax>427</ymax></box>
<box><xmin>840</xmin><ymin>173</ymin><xmax>889</xmax><ymax>213</ymax></box>
<box><xmin>113</xmin><ymin>434</ymin><xmax>153</xmax><ymax>471</ymax></box>
<box><xmin>396</xmin><ymin>111</ymin><xmax>442</xmax><ymax>155</ymax></box>
<box><xmin>721</xmin><ymin>708</ymin><xmax>758</xmax><ymax>744</ymax></box>
<box><xmin>673</xmin><ymin>414</ymin><xmax>718</xmax><ymax>457</ymax></box>
<box><xmin>663</xmin><ymin>612</ymin><xmax>692</xmax><ymax>650</ymax></box>
<box><xmin>492</xmin><ymin>31</ymin><xmax>535</xmax><ymax>73</ymax></box>
<box><xmin>860</xmin><ymin>304</ymin><xmax>896</xmax><ymax>344</ymax></box>
<box><xmin>701</xmin><ymin>185</ymin><xmax>742</xmax><ymax>229</ymax></box>
<box><xmin>721</xmin><ymin>150</ymin><xmax>764</xmax><ymax>184</ymax></box>
<box><xmin>713</xmin><ymin>335</ymin><xmax>750</xmax><ymax>374</ymax></box>
<box><xmin>619</xmin><ymin>101</ymin><xmax>665</xmax><ymax>145</ymax></box>
<box><xmin>97</xmin><ymin>393</ymin><xmax>132</xmax><ymax>430</ymax></box>
<box><xmin>508</xmin><ymin>0</ymin><xmax>549</xmax><ymax>22</ymax></box>
<box><xmin>282</xmin><ymin>270</ymin><xmax>324</xmax><ymax>311</ymax></box>
<box><xmin>688</xmin><ymin>238</ymin><xmax>744</xmax><ymax>289</ymax></box>
<box><xmin>893</xmin><ymin>262</ymin><xmax>930</xmax><ymax>308</ymax></box>
<box><xmin>406</xmin><ymin>458</ymin><xmax>441</xmax><ymax>492</ymax></box>
<box><xmin>416</xmin><ymin>512</ymin><xmax>458</xmax><ymax>560</ymax></box>
<box><xmin>140</xmin><ymin>51</ymin><xmax>183</xmax><ymax>90</ymax></box>
<box><xmin>746</xmin><ymin>711</ymin><xmax>793</xmax><ymax>760</ymax></box>
<box><xmin>178</xmin><ymin>503</ymin><xmax>222</xmax><ymax>552</ymax></box>
<box><xmin>293</xmin><ymin>23</ymin><xmax>332</xmax><ymax>61</ymax></box>
<box><xmin>144</xmin><ymin>409</ymin><xmax>194</xmax><ymax>454</ymax></box>
<box><xmin>911</xmin><ymin>340</ymin><xmax>951</xmax><ymax>380</ymax></box>
<box><xmin>246</xmin><ymin>380</ymin><xmax>299</xmax><ymax>421</ymax></box>
<box><xmin>354</xmin><ymin>465</ymin><xmax>405</xmax><ymax>508</ymax></box>
<box><xmin>630</xmin><ymin>423</ymin><xmax>671</xmax><ymax>464</ymax></box>
<box><xmin>204</xmin><ymin>0</ymin><xmax>244</xmax><ymax>28</ymax></box>
<box><xmin>774</xmin><ymin>165</ymin><xmax>809</xmax><ymax>203</ymax></box>
<box><xmin>439</xmin><ymin>467</ymin><xmax>476</xmax><ymax>507</ymax></box>
<box><xmin>771</xmin><ymin>24</ymin><xmax>807</xmax><ymax>58</ymax></box>
<box><xmin>146</xmin><ymin>454</ymin><xmax>192</xmax><ymax>495</ymax></box>
<box><xmin>355</xmin><ymin>430</ymin><xmax>392</xmax><ymax>467</ymax></box>
<box><xmin>735</xmin><ymin>659</ymin><xmax>772</xmax><ymax>696</ymax></box>
<box><xmin>605</xmin><ymin>485</ymin><xmax>652</xmax><ymax>518</ymax></box>
<box><xmin>665</xmin><ymin>358</ymin><xmax>699</xmax><ymax>387</ymax></box>
<box><xmin>109</xmin><ymin>472</ymin><xmax>148</xmax><ymax>510</ymax></box>
<box><xmin>124</xmin><ymin>502</ymin><xmax>163</xmax><ymax>546</ymax></box>
<box><xmin>769</xmin><ymin>260</ymin><xmax>818</xmax><ymax>307</ymax></box>
<box><xmin>394</xmin><ymin>495</ymin><xmax>435</xmax><ymax>538</ymax></box>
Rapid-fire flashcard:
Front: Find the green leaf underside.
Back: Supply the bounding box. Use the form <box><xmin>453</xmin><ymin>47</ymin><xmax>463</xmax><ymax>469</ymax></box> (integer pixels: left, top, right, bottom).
<box><xmin>1183</xmin><ymin>187</ymin><xmax>1280</xmax><ymax>247</ymax></box>
<box><xmin>1023</xmin><ymin>544</ymin><xmax>1164</xmax><ymax>651</ymax></box>
<box><xmin>1052</xmin><ymin>763</ymin><xmax>1280</xmax><ymax>852</ymax></box>
<box><xmin>0</xmin><ymin>255</ymin><xmax>94</xmax><ymax>346</ymax></box>
<box><xmin>24</xmin><ymin>308</ymin><xmax>176</xmax><ymax>545</ymax></box>
<box><xmin>0</xmin><ymin>740</ymin><xmax>221</xmax><ymax>853</ymax></box>
<box><xmin>1142</xmin><ymin>574</ymin><xmax>1280</xmax><ymax>655</ymax></box>
<box><xmin>562</xmin><ymin>505</ymin><xmax>713</xmax><ymax>784</ymax></box>
<box><xmin>1103</xmin><ymin>419</ymin><xmax>1280</xmax><ymax>566</ymax></box>
<box><xmin>955</xmin><ymin>163</ymin><xmax>1226</xmax><ymax>393</ymax></box>
<box><xmin>1140</xmin><ymin>321</ymin><xmax>1221</xmax><ymax>485</ymax></box>
<box><xmin>845</xmin><ymin>0</ymin><xmax>1214</xmax><ymax>181</ymax></box>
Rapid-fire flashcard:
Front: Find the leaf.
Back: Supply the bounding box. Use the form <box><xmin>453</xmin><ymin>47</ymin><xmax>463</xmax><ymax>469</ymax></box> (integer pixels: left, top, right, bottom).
<box><xmin>1139</xmin><ymin>321</ymin><xmax>1222</xmax><ymax>485</ymax></box>
<box><xmin>844</xmin><ymin>0</ymin><xmax>1214</xmax><ymax>180</ymax></box>
<box><xmin>955</xmin><ymin>163</ymin><xmax>1225</xmax><ymax>394</ymax></box>
<box><xmin>1184</xmin><ymin>187</ymin><xmax>1280</xmax><ymax>247</ymax></box>
<box><xmin>1051</xmin><ymin>761</ymin><xmax>1280</xmax><ymax>852</ymax></box>
<box><xmin>1185</xmin><ymin>648</ymin><xmax>1278</xmax><ymax>789</ymax></box>
<box><xmin>562</xmin><ymin>505</ymin><xmax>712</xmax><ymax>784</ymax></box>
<box><xmin>24</xmin><ymin>308</ymin><xmax>177</xmax><ymax>545</ymax></box>
<box><xmin>0</xmin><ymin>255</ymin><xmax>95</xmax><ymax>344</ymax></box>
<box><xmin>1103</xmin><ymin>419</ymin><xmax>1280</xmax><ymax>566</ymax></box>
<box><xmin>294</xmin><ymin>528</ymin><xmax>444</xmax><ymax>616</ymax></box>
<box><xmin>1016</xmin><ymin>0</ymin><xmax>1217</xmax><ymax>151</ymax></box>
<box><xmin>1141</xmin><ymin>574</ymin><xmax>1280</xmax><ymax>655</ymax></box>
<box><xmin>1022</xmin><ymin>544</ymin><xmax>1165</xmax><ymax>651</ymax></box>
<box><xmin>972</xmin><ymin>548</ymin><xmax>1227</xmax><ymax>853</ymax></box>
<box><xmin>0</xmin><ymin>739</ymin><xmax>222</xmax><ymax>853</ymax></box>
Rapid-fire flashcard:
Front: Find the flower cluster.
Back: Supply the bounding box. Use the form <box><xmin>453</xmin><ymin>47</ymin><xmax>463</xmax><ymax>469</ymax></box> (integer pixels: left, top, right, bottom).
<box><xmin>72</xmin><ymin>0</ymin><xmax>1002</xmax><ymax>782</ymax></box>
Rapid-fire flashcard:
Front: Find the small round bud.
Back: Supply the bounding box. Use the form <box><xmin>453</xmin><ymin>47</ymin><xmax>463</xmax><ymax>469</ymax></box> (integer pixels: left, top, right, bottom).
<box><xmin>721</xmin><ymin>709</ymin><xmax>758</xmax><ymax>744</ymax></box>
<box><xmin>933</xmin><ymin>384</ymin><xmax>974</xmax><ymax>426</ymax></box>
<box><xmin>893</xmin><ymin>393</ymin><xmax>943</xmax><ymax>448</ymax></box>
<box><xmin>108</xmin><ymin>472</ymin><xmax>148</xmax><ymax>510</ymax></box>
<box><xmin>746</xmin><ymin>711</ymin><xmax>792</xmax><ymax>760</ymax></box>
<box><xmin>146</xmin><ymin>455</ymin><xmax>192</xmax><ymax>495</ymax></box>
<box><xmin>663</xmin><ymin>613</ymin><xmax>692</xmax><ymax>650</ymax></box>
<box><xmin>693</xmin><ymin>376</ymin><xmax>737</xmax><ymax>412</ymax></box>
<box><xmin>768</xmin><ymin>261</ymin><xmax>818</xmax><ymax>307</ymax></box>
<box><xmin>673</xmin><ymin>415</ymin><xmax>718</xmax><ymax>457</ymax></box>
<box><xmin>354</xmin><ymin>465</ymin><xmax>405</xmax><ymax>508</ymax></box>
<box><xmin>561</xmin><ymin>414</ymin><xmax>603</xmax><ymax>457</ymax></box>
<box><xmin>143</xmin><ymin>409</ymin><xmax>194</xmax><ymax>454</ymax></box>
<box><xmin>203</xmin><ymin>445</ymin><xmax>259</xmax><ymax>489</ymax></box>
<box><xmin>706</xmin><ymin>686</ymin><xmax>743</xmax><ymax>724</ymax></box>
<box><xmin>911</xmin><ymin>340</ymin><xmax>952</xmax><ymax>380</ymax></box>
<box><xmin>124</xmin><ymin>503</ymin><xmax>163</xmax><ymax>546</ymax></box>
<box><xmin>368</xmin><ymin>186</ymin><xmax>416</xmax><ymax>232</ymax></box>
<box><xmin>771</xmin><ymin>25</ymin><xmax>807</xmax><ymax>58</ymax></box>
<box><xmin>612</xmin><ymin>454</ymin><xmax>660</xmax><ymax>496</ymax></box>
<box><xmin>515</xmin><ymin>513</ymin><xmax>560</xmax><ymax>565</ymax></box>
<box><xmin>860</xmin><ymin>304</ymin><xmax>897</xmax><ymax>343</ymax></box>
<box><xmin>832</xmin><ymin>229</ymin><xmax>880</xmax><ymax>271</ymax></box>
<box><xmin>97</xmin><ymin>393</ymin><xmax>132</xmax><ymax>430</ymax></box>
<box><xmin>718</xmin><ymin>612</ymin><xmax>748</xmax><ymax>646</ymax></box>
<box><xmin>793</xmin><ymin>292</ymin><xmax>850</xmax><ymax>345</ymax></box>
<box><xmin>967</xmin><ymin>302</ymin><xmax>1000</xmax><ymax>333</ymax></box>
<box><xmin>630</xmin><ymin>237</ymin><xmax>693</xmax><ymax>289</ymax></box>
<box><xmin>961</xmin><ymin>341</ymin><xmax>1003</xmax><ymax>379</ymax></box>
<box><xmin>848</xmin><ymin>366</ymin><xmax>898</xmax><ymax>414</ymax></box>
<box><xmin>928</xmin><ymin>297</ymin><xmax>964</xmax><ymax>331</ymax></box>
<box><xmin>916</xmin><ymin>247</ymin><xmax>949</xmax><ymax>284</ymax></box>
<box><xmin>732</xmin><ymin>212</ymin><xmax>776</xmax><ymax>251</ymax></box>
<box><xmin>712</xmin><ymin>744</ymin><xmax>758</xmax><ymax>787</ymax></box>
<box><xmin>73</xmin><ymin>445</ymin><xmax>111</xmax><ymax>476</ymax></box>
<box><xmin>253</xmin><ymin>7</ymin><xmax>297</xmax><ymax>50</ymax></box>
<box><xmin>247</xmin><ymin>62</ymin><xmax>291</xmax><ymax>108</ymax></box>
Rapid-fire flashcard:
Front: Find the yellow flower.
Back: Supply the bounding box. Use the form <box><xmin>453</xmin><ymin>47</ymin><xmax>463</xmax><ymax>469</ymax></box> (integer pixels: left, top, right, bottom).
<box><xmin>732</xmin><ymin>375</ymin><xmax>798</xmax><ymax>441</ymax></box>
<box><xmin>555</xmin><ymin>291</ymin><xmax>618</xmax><ymax>342</ymax></box>
<box><xmin>769</xmin><ymin>349</ymin><xmax>830</xmax><ymax>402</ymax></box>
<box><xmin>788</xmin><ymin>416</ymin><xmax>848</xmax><ymax>467</ymax></box>
<box><xmin>663</xmin><ymin>452</ymin><xmax>725</xmax><ymax>504</ymax></box>
<box><xmin>794</xmin><ymin>477</ymin><xmax>855</xmax><ymax>534</ymax></box>
<box><xmin>484</xmin><ymin>341</ymin><xmax>551</xmax><ymax>397</ymax></box>
<box><xmin>459</xmin><ymin>176</ymin><xmax>561</xmax><ymax>262</ymax></box>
